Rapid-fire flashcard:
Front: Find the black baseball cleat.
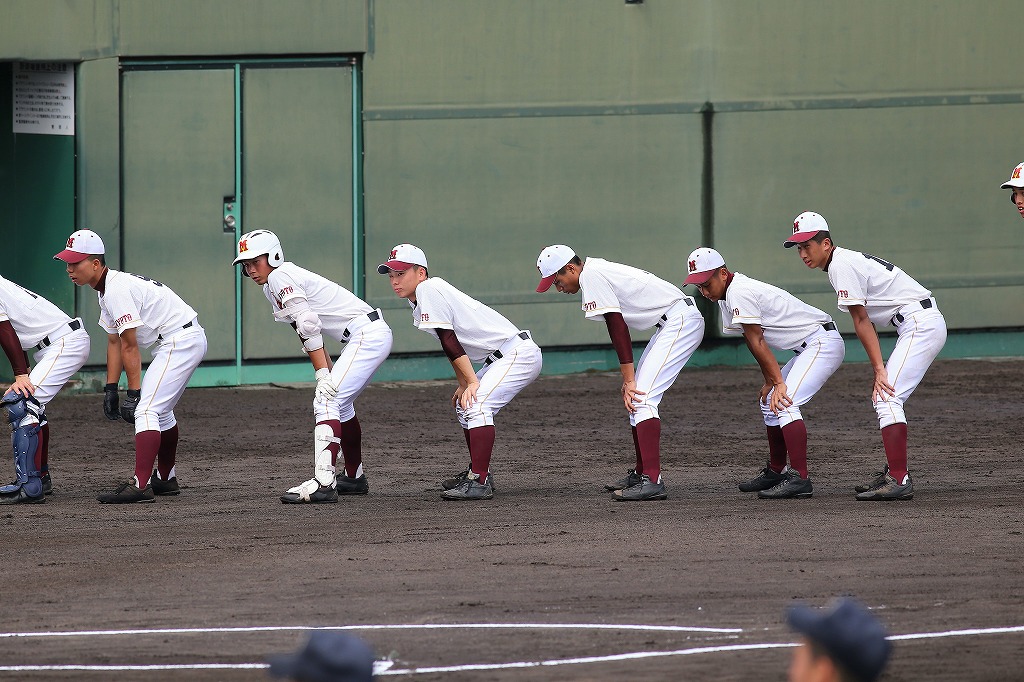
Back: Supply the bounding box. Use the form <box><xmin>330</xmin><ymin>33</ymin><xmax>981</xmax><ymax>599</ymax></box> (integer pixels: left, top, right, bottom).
<box><xmin>442</xmin><ymin>468</ymin><xmax>497</xmax><ymax>492</ymax></box>
<box><xmin>0</xmin><ymin>487</ymin><xmax>46</xmax><ymax>505</ymax></box>
<box><xmin>855</xmin><ymin>473</ymin><xmax>913</xmax><ymax>501</ymax></box>
<box><xmin>149</xmin><ymin>472</ymin><xmax>181</xmax><ymax>496</ymax></box>
<box><xmin>758</xmin><ymin>472</ymin><xmax>813</xmax><ymax>499</ymax></box>
<box><xmin>854</xmin><ymin>464</ymin><xmax>890</xmax><ymax>493</ymax></box>
<box><xmin>613</xmin><ymin>474</ymin><xmax>667</xmax><ymax>501</ymax></box>
<box><xmin>441</xmin><ymin>473</ymin><xmax>494</xmax><ymax>500</ymax></box>
<box><xmin>335</xmin><ymin>473</ymin><xmax>369</xmax><ymax>495</ymax></box>
<box><xmin>97</xmin><ymin>480</ymin><xmax>156</xmax><ymax>504</ymax></box>
<box><xmin>41</xmin><ymin>472</ymin><xmax>53</xmax><ymax>495</ymax></box>
<box><xmin>280</xmin><ymin>479</ymin><xmax>338</xmax><ymax>504</ymax></box>
<box><xmin>605</xmin><ymin>468</ymin><xmax>643</xmax><ymax>491</ymax></box>
<box><xmin>739</xmin><ymin>464</ymin><xmax>788</xmax><ymax>492</ymax></box>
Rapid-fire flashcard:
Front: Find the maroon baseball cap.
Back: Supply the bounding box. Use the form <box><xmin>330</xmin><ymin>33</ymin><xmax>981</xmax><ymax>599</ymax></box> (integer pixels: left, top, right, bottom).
<box><xmin>54</xmin><ymin>229</ymin><xmax>105</xmax><ymax>263</ymax></box>
<box><xmin>784</xmin><ymin>212</ymin><xmax>829</xmax><ymax>248</ymax></box>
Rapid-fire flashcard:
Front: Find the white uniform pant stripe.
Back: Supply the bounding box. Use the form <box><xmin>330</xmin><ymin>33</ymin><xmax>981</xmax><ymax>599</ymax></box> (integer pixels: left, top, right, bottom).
<box><xmin>135</xmin><ymin>327</ymin><xmax>208</xmax><ymax>434</ymax></box>
<box><xmin>29</xmin><ymin>330</ymin><xmax>91</xmax><ymax>407</ymax></box>
<box><xmin>630</xmin><ymin>312</ymin><xmax>705</xmax><ymax>427</ymax></box>
<box><xmin>874</xmin><ymin>309</ymin><xmax>946</xmax><ymax>428</ymax></box>
<box><xmin>763</xmin><ymin>331</ymin><xmax>845</xmax><ymax>428</ymax></box>
<box><xmin>315</xmin><ymin>323</ymin><xmax>393</xmax><ymax>423</ymax></box>
<box><xmin>457</xmin><ymin>341</ymin><xmax>542</xmax><ymax>430</ymax></box>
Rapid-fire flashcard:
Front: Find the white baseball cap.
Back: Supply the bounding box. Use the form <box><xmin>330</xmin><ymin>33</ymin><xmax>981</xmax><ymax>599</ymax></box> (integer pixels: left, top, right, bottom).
<box><xmin>53</xmin><ymin>229</ymin><xmax>105</xmax><ymax>263</ymax></box>
<box><xmin>535</xmin><ymin>245</ymin><xmax>576</xmax><ymax>292</ymax></box>
<box><xmin>683</xmin><ymin>247</ymin><xmax>726</xmax><ymax>285</ymax></box>
<box><xmin>1000</xmin><ymin>161</ymin><xmax>1024</xmax><ymax>189</ymax></box>
<box><xmin>784</xmin><ymin>211</ymin><xmax>830</xmax><ymax>248</ymax></box>
<box><xmin>377</xmin><ymin>243</ymin><xmax>428</xmax><ymax>274</ymax></box>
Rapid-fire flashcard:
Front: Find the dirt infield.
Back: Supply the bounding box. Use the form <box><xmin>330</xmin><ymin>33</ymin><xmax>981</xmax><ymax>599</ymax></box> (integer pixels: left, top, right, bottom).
<box><xmin>3</xmin><ymin>357</ymin><xmax>1023</xmax><ymax>680</ymax></box>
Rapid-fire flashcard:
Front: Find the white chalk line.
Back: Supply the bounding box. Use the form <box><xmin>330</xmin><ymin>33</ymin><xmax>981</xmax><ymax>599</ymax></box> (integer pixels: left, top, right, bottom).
<box><xmin>0</xmin><ymin>623</ymin><xmax>1021</xmax><ymax>675</ymax></box>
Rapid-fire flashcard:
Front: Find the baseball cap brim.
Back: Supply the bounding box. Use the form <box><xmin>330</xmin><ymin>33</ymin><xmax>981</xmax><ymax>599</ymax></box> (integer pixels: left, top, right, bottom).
<box><xmin>536</xmin><ymin>274</ymin><xmax>557</xmax><ymax>293</ymax></box>
<box><xmin>783</xmin><ymin>230</ymin><xmax>821</xmax><ymax>248</ymax></box>
<box><xmin>376</xmin><ymin>260</ymin><xmax>417</xmax><ymax>274</ymax></box>
<box><xmin>53</xmin><ymin>250</ymin><xmax>92</xmax><ymax>263</ymax></box>
<box><xmin>1000</xmin><ymin>179</ymin><xmax>1024</xmax><ymax>189</ymax></box>
<box><xmin>683</xmin><ymin>269</ymin><xmax>717</xmax><ymax>285</ymax></box>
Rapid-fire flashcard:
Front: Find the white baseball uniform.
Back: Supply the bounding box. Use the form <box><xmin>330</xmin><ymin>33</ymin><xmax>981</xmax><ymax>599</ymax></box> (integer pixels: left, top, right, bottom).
<box><xmin>411</xmin><ymin>277</ymin><xmax>542</xmax><ymax>429</ymax></box>
<box><xmin>718</xmin><ymin>273</ymin><xmax>845</xmax><ymax>427</ymax></box>
<box><xmin>826</xmin><ymin>246</ymin><xmax>946</xmax><ymax>427</ymax></box>
<box><xmin>578</xmin><ymin>258</ymin><xmax>705</xmax><ymax>426</ymax></box>
<box><xmin>264</xmin><ymin>262</ymin><xmax>392</xmax><ymax>423</ymax></box>
<box><xmin>0</xmin><ymin>275</ymin><xmax>90</xmax><ymax>409</ymax></box>
<box><xmin>97</xmin><ymin>270</ymin><xmax>208</xmax><ymax>433</ymax></box>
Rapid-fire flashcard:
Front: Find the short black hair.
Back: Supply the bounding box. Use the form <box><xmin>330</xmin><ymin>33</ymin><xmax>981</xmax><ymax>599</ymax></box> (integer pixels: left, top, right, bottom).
<box><xmin>557</xmin><ymin>256</ymin><xmax>582</xmax><ymax>274</ymax></box>
<box><xmin>810</xmin><ymin>231</ymin><xmax>831</xmax><ymax>245</ymax></box>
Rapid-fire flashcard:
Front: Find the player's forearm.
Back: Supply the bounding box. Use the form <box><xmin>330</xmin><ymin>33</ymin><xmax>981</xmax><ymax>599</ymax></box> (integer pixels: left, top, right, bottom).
<box><xmin>619</xmin><ymin>362</ymin><xmax>636</xmax><ymax>384</ymax></box>
<box><xmin>852</xmin><ymin>316</ymin><xmax>886</xmax><ymax>371</ymax></box>
<box><xmin>745</xmin><ymin>335</ymin><xmax>783</xmax><ymax>386</ymax></box>
<box><xmin>307</xmin><ymin>346</ymin><xmax>331</xmax><ymax>372</ymax></box>
<box><xmin>450</xmin><ymin>355</ymin><xmax>477</xmax><ymax>387</ymax></box>
<box><xmin>0</xmin><ymin>321</ymin><xmax>28</xmax><ymax>376</ymax></box>
<box><xmin>119</xmin><ymin>339</ymin><xmax>143</xmax><ymax>390</ymax></box>
<box><xmin>105</xmin><ymin>334</ymin><xmax>123</xmax><ymax>385</ymax></box>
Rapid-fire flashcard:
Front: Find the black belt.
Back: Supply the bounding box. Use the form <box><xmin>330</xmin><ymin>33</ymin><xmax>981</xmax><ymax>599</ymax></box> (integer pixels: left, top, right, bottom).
<box><xmin>157</xmin><ymin>320</ymin><xmax>193</xmax><ymax>341</ymax></box>
<box><xmin>484</xmin><ymin>331</ymin><xmax>530</xmax><ymax>366</ymax></box>
<box><xmin>35</xmin><ymin>319</ymin><xmax>82</xmax><ymax>350</ymax></box>
<box><xmin>655</xmin><ymin>299</ymin><xmax>695</xmax><ymax>328</ymax></box>
<box><xmin>794</xmin><ymin>322</ymin><xmax>838</xmax><ymax>354</ymax></box>
<box><xmin>891</xmin><ymin>298</ymin><xmax>932</xmax><ymax>327</ymax></box>
<box><xmin>341</xmin><ymin>310</ymin><xmax>381</xmax><ymax>342</ymax></box>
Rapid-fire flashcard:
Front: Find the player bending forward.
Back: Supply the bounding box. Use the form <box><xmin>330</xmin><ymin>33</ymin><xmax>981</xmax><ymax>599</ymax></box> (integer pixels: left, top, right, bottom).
<box><xmin>1000</xmin><ymin>161</ymin><xmax>1024</xmax><ymax>220</ymax></box>
<box><xmin>379</xmin><ymin>244</ymin><xmax>542</xmax><ymax>501</ymax></box>
<box><xmin>785</xmin><ymin>212</ymin><xmax>946</xmax><ymax>501</ymax></box>
<box><xmin>684</xmin><ymin>247</ymin><xmax>845</xmax><ymax>499</ymax></box>
<box><xmin>0</xmin><ymin>275</ymin><xmax>91</xmax><ymax>503</ymax></box>
<box><xmin>234</xmin><ymin>230</ymin><xmax>393</xmax><ymax>503</ymax></box>
<box><xmin>56</xmin><ymin>230</ymin><xmax>208</xmax><ymax>503</ymax></box>
<box><xmin>536</xmin><ymin>245</ymin><xmax>705</xmax><ymax>501</ymax></box>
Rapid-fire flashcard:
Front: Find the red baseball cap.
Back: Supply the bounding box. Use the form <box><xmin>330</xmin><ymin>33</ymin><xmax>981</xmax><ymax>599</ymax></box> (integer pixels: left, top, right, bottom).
<box><xmin>54</xmin><ymin>229</ymin><xmax>105</xmax><ymax>263</ymax></box>
<box><xmin>784</xmin><ymin>212</ymin><xmax>830</xmax><ymax>248</ymax></box>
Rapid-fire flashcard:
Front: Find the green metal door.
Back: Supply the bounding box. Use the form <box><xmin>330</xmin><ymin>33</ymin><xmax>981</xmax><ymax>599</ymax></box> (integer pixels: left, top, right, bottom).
<box><xmin>121</xmin><ymin>68</ymin><xmax>238</xmax><ymax>362</ymax></box>
<box><xmin>241</xmin><ymin>65</ymin><xmax>355</xmax><ymax>360</ymax></box>
<box><xmin>120</xmin><ymin>60</ymin><xmax>357</xmax><ymax>379</ymax></box>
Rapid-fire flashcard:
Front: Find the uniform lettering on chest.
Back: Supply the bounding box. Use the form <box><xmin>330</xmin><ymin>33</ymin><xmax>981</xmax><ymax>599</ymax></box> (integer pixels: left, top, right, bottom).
<box><xmin>837</xmin><ymin>290</ymin><xmax>849</xmax><ymax>299</ymax></box>
<box><xmin>583</xmin><ymin>301</ymin><xmax>597</xmax><ymax>312</ymax></box>
<box><xmin>420</xmin><ymin>312</ymin><xmax>430</xmax><ymax>322</ymax></box>
<box><xmin>278</xmin><ymin>285</ymin><xmax>293</xmax><ymax>298</ymax></box>
<box><xmin>114</xmin><ymin>313</ymin><xmax>133</xmax><ymax>327</ymax></box>
<box><xmin>733</xmin><ymin>308</ymin><xmax>740</xmax><ymax>317</ymax></box>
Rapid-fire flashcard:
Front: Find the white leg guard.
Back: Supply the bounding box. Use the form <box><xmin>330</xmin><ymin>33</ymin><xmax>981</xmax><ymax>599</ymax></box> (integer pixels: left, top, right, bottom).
<box><xmin>313</xmin><ymin>423</ymin><xmax>339</xmax><ymax>487</ymax></box>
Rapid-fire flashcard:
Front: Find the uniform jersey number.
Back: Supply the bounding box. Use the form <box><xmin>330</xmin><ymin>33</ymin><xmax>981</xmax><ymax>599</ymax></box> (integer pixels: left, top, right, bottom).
<box><xmin>16</xmin><ymin>284</ymin><xmax>39</xmax><ymax>299</ymax></box>
<box><xmin>861</xmin><ymin>253</ymin><xmax>895</xmax><ymax>271</ymax></box>
<box><xmin>128</xmin><ymin>273</ymin><xmax>165</xmax><ymax>287</ymax></box>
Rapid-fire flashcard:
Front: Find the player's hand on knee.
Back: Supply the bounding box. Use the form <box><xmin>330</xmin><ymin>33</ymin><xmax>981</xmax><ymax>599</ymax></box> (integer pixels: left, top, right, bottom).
<box><xmin>314</xmin><ymin>368</ymin><xmax>338</xmax><ymax>402</ymax></box>
<box><xmin>759</xmin><ymin>382</ymin><xmax>772</xmax><ymax>406</ymax></box>
<box><xmin>120</xmin><ymin>389</ymin><xmax>141</xmax><ymax>423</ymax></box>
<box><xmin>622</xmin><ymin>380</ymin><xmax>644</xmax><ymax>414</ymax></box>
<box><xmin>8</xmin><ymin>375</ymin><xmax>35</xmax><ymax>398</ymax></box>
<box><xmin>459</xmin><ymin>381</ymin><xmax>479</xmax><ymax>410</ymax></box>
<box><xmin>872</xmin><ymin>368</ymin><xmax>896</xmax><ymax>403</ymax></box>
<box><xmin>102</xmin><ymin>383</ymin><xmax>122</xmax><ymax>421</ymax></box>
<box><xmin>769</xmin><ymin>382</ymin><xmax>792</xmax><ymax>415</ymax></box>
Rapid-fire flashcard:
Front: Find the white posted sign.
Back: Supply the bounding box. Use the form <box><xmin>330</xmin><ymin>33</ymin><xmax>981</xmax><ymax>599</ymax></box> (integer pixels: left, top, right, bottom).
<box><xmin>13</xmin><ymin>62</ymin><xmax>75</xmax><ymax>135</ymax></box>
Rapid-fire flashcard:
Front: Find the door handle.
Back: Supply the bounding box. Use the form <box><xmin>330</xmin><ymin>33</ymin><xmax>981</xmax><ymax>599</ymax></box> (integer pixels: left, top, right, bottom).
<box><xmin>223</xmin><ymin>197</ymin><xmax>239</xmax><ymax>233</ymax></box>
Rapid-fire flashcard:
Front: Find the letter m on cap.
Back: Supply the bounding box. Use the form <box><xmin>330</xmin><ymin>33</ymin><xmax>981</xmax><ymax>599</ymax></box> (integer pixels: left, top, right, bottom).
<box><xmin>1014</xmin><ymin>166</ymin><xmax>1022</xmax><ymax>180</ymax></box>
<box><xmin>66</xmin><ymin>236</ymin><xmax>75</xmax><ymax>248</ymax></box>
<box><xmin>688</xmin><ymin>259</ymin><xmax>697</xmax><ymax>273</ymax></box>
<box><xmin>238</xmin><ymin>239</ymin><xmax>248</xmax><ymax>253</ymax></box>
<box><xmin>390</xmin><ymin>249</ymin><xmax>398</xmax><ymax>259</ymax></box>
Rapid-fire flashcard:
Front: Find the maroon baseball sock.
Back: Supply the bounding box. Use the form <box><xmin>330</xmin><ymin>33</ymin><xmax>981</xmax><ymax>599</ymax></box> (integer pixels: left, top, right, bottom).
<box><xmin>631</xmin><ymin>425</ymin><xmax>642</xmax><ymax>472</ymax></box>
<box><xmin>38</xmin><ymin>423</ymin><xmax>49</xmax><ymax>474</ymax></box>
<box><xmin>468</xmin><ymin>425</ymin><xmax>496</xmax><ymax>480</ymax></box>
<box><xmin>781</xmin><ymin>420</ymin><xmax>808</xmax><ymax>478</ymax></box>
<box><xmin>339</xmin><ymin>416</ymin><xmax>362</xmax><ymax>478</ymax></box>
<box><xmin>320</xmin><ymin>419</ymin><xmax>343</xmax><ymax>469</ymax></box>
<box><xmin>134</xmin><ymin>430</ymin><xmax>161</xmax><ymax>487</ymax></box>
<box><xmin>156</xmin><ymin>425</ymin><xmax>179</xmax><ymax>480</ymax></box>
<box><xmin>881</xmin><ymin>423</ymin><xmax>909</xmax><ymax>483</ymax></box>
<box><xmin>766</xmin><ymin>425</ymin><xmax>787</xmax><ymax>473</ymax></box>
<box><xmin>635</xmin><ymin>418</ymin><xmax>661</xmax><ymax>481</ymax></box>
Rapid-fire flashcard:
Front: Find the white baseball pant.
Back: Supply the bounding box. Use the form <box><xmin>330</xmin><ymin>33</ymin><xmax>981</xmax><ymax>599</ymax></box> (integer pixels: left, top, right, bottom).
<box><xmin>135</xmin><ymin>323</ymin><xmax>208</xmax><ymax>433</ymax></box>
<box><xmin>874</xmin><ymin>307</ymin><xmax>946</xmax><ymax>428</ymax></box>
<box><xmin>313</xmin><ymin>317</ymin><xmax>393</xmax><ymax>422</ymax></box>
<box><xmin>456</xmin><ymin>335</ymin><xmax>542</xmax><ymax>429</ymax></box>
<box><xmin>762</xmin><ymin>327</ymin><xmax>845</xmax><ymax>428</ymax></box>
<box><xmin>630</xmin><ymin>301</ymin><xmax>705</xmax><ymax>427</ymax></box>
<box><xmin>29</xmin><ymin>322</ymin><xmax>91</xmax><ymax>409</ymax></box>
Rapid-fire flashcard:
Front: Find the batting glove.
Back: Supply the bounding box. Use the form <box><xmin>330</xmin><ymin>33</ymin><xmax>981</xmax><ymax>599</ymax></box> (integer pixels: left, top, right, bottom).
<box><xmin>120</xmin><ymin>389</ymin><xmax>141</xmax><ymax>423</ymax></box>
<box><xmin>103</xmin><ymin>383</ymin><xmax>122</xmax><ymax>421</ymax></box>
<box><xmin>314</xmin><ymin>368</ymin><xmax>338</xmax><ymax>402</ymax></box>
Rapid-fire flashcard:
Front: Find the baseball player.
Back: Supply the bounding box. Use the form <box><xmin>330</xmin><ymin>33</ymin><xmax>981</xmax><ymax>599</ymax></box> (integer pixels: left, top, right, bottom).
<box><xmin>536</xmin><ymin>245</ymin><xmax>705</xmax><ymax>501</ymax></box>
<box><xmin>0</xmin><ymin>275</ymin><xmax>91</xmax><ymax>504</ymax></box>
<box><xmin>55</xmin><ymin>229</ymin><xmax>209</xmax><ymax>504</ymax></box>
<box><xmin>233</xmin><ymin>230</ymin><xmax>393</xmax><ymax>504</ymax></box>
<box><xmin>683</xmin><ymin>247</ymin><xmax>845</xmax><ymax>499</ymax></box>
<box><xmin>785</xmin><ymin>212</ymin><xmax>946</xmax><ymax>501</ymax></box>
<box><xmin>1000</xmin><ymin>161</ymin><xmax>1024</xmax><ymax>220</ymax></box>
<box><xmin>378</xmin><ymin>243</ymin><xmax>542</xmax><ymax>501</ymax></box>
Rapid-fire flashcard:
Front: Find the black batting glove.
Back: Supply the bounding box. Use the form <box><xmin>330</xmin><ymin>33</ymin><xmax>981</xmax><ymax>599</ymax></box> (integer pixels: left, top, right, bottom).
<box><xmin>120</xmin><ymin>389</ymin><xmax>141</xmax><ymax>423</ymax></box>
<box><xmin>103</xmin><ymin>383</ymin><xmax>122</xmax><ymax>421</ymax></box>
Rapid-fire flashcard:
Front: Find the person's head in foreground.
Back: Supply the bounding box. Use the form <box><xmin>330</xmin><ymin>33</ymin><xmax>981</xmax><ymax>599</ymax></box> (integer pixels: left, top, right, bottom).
<box><xmin>787</xmin><ymin>597</ymin><xmax>891</xmax><ymax>682</ymax></box>
<box><xmin>267</xmin><ymin>630</ymin><xmax>375</xmax><ymax>682</ymax></box>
